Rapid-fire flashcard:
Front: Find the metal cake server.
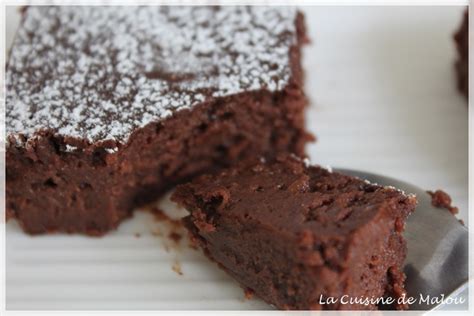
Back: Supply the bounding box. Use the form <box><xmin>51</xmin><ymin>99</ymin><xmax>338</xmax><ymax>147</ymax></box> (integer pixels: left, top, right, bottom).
<box><xmin>336</xmin><ymin>168</ymin><xmax>469</xmax><ymax>311</ymax></box>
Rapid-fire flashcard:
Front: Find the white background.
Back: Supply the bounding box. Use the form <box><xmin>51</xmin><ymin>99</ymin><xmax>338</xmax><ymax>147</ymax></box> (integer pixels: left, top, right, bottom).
<box><xmin>5</xmin><ymin>5</ymin><xmax>469</xmax><ymax>310</ymax></box>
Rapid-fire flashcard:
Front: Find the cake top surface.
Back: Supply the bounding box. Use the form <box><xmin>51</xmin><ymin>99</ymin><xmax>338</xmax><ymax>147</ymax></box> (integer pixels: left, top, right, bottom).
<box><xmin>6</xmin><ymin>6</ymin><xmax>299</xmax><ymax>148</ymax></box>
<box><xmin>172</xmin><ymin>155</ymin><xmax>416</xmax><ymax>236</ymax></box>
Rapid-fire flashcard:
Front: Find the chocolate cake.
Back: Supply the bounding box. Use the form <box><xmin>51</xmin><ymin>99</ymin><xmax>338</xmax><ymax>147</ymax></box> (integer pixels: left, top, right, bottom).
<box><xmin>172</xmin><ymin>156</ymin><xmax>416</xmax><ymax>310</ymax></box>
<box><xmin>454</xmin><ymin>9</ymin><xmax>468</xmax><ymax>99</ymax></box>
<box><xmin>6</xmin><ymin>6</ymin><xmax>310</xmax><ymax>235</ymax></box>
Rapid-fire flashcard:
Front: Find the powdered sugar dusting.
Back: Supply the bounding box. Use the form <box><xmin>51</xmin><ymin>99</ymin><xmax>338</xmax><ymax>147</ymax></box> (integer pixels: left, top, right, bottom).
<box><xmin>6</xmin><ymin>6</ymin><xmax>298</xmax><ymax>147</ymax></box>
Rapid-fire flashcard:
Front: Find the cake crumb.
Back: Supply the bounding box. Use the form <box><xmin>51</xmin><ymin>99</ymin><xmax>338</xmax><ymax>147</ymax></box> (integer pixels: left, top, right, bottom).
<box><xmin>142</xmin><ymin>204</ymin><xmax>191</xmax><ymax>253</ymax></box>
<box><xmin>188</xmin><ymin>236</ymin><xmax>199</xmax><ymax>249</ymax></box>
<box><xmin>427</xmin><ymin>190</ymin><xmax>459</xmax><ymax>215</ymax></box>
<box><xmin>148</xmin><ymin>206</ymin><xmax>169</xmax><ymax>221</ymax></box>
<box><xmin>244</xmin><ymin>288</ymin><xmax>255</xmax><ymax>300</ymax></box>
<box><xmin>169</xmin><ymin>232</ymin><xmax>182</xmax><ymax>243</ymax></box>
<box><xmin>172</xmin><ymin>261</ymin><xmax>183</xmax><ymax>276</ymax></box>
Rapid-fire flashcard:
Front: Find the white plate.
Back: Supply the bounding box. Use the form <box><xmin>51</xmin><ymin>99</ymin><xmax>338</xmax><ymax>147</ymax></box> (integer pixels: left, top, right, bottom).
<box><xmin>6</xmin><ymin>6</ymin><xmax>468</xmax><ymax>310</ymax></box>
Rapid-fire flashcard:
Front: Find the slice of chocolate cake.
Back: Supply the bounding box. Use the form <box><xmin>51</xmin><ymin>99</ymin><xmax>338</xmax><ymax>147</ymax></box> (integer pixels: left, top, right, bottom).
<box><xmin>454</xmin><ymin>9</ymin><xmax>468</xmax><ymax>99</ymax></box>
<box><xmin>172</xmin><ymin>156</ymin><xmax>416</xmax><ymax>310</ymax></box>
<box><xmin>6</xmin><ymin>6</ymin><xmax>311</xmax><ymax>235</ymax></box>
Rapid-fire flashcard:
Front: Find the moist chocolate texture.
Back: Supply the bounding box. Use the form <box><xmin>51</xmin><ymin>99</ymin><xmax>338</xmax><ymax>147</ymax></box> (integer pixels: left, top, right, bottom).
<box><xmin>454</xmin><ymin>9</ymin><xmax>468</xmax><ymax>99</ymax></box>
<box><xmin>172</xmin><ymin>156</ymin><xmax>416</xmax><ymax>310</ymax></box>
<box><xmin>6</xmin><ymin>6</ymin><xmax>310</xmax><ymax>234</ymax></box>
